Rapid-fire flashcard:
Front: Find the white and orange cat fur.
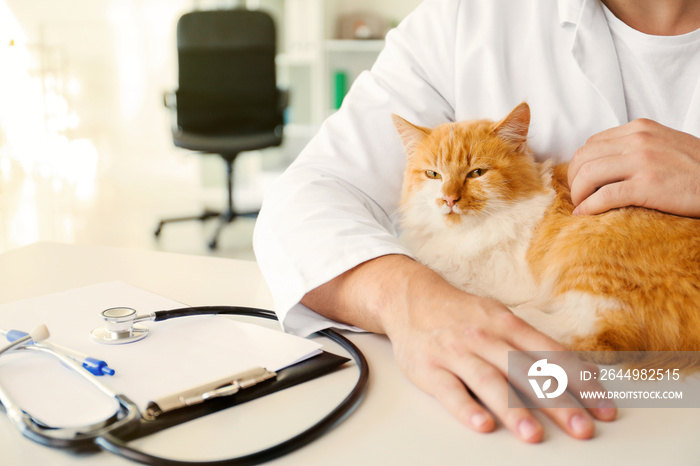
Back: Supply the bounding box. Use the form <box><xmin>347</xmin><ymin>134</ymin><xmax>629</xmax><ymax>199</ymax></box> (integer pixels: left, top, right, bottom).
<box><xmin>394</xmin><ymin>102</ymin><xmax>700</xmax><ymax>369</ymax></box>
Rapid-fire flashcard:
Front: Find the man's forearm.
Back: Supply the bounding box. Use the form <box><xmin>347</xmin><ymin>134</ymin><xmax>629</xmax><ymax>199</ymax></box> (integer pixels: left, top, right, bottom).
<box><xmin>301</xmin><ymin>254</ymin><xmax>451</xmax><ymax>335</ymax></box>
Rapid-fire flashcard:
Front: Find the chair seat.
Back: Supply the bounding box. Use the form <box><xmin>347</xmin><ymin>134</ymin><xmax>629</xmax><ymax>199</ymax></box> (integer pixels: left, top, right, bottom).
<box><xmin>173</xmin><ymin>128</ymin><xmax>283</xmax><ymax>155</ymax></box>
<box><xmin>173</xmin><ymin>131</ymin><xmax>282</xmax><ymax>154</ymax></box>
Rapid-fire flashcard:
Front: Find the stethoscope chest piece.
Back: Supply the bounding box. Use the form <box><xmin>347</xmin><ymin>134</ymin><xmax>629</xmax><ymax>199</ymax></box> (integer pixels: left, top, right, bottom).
<box><xmin>91</xmin><ymin>307</ymin><xmax>149</xmax><ymax>344</ymax></box>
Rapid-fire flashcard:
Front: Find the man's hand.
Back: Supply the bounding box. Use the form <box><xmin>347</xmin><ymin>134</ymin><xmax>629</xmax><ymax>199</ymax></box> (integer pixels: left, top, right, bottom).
<box><xmin>568</xmin><ymin>119</ymin><xmax>700</xmax><ymax>217</ymax></box>
<box><xmin>302</xmin><ymin>255</ymin><xmax>617</xmax><ymax>443</ymax></box>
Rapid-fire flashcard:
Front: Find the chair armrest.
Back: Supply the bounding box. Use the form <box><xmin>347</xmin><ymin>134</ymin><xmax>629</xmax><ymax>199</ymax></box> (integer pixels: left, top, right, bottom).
<box><xmin>163</xmin><ymin>90</ymin><xmax>177</xmax><ymax>109</ymax></box>
<box><xmin>277</xmin><ymin>88</ymin><xmax>289</xmax><ymax>112</ymax></box>
<box><xmin>163</xmin><ymin>90</ymin><xmax>179</xmax><ymax>132</ymax></box>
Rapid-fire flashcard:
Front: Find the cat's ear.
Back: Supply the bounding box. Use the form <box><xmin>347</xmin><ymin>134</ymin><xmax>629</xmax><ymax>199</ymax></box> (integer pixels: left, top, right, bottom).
<box><xmin>493</xmin><ymin>102</ymin><xmax>530</xmax><ymax>151</ymax></box>
<box><xmin>392</xmin><ymin>115</ymin><xmax>430</xmax><ymax>157</ymax></box>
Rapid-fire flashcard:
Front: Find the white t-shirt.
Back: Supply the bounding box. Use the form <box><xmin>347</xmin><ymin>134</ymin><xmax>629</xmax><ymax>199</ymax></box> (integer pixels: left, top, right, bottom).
<box><xmin>603</xmin><ymin>5</ymin><xmax>700</xmax><ymax>130</ymax></box>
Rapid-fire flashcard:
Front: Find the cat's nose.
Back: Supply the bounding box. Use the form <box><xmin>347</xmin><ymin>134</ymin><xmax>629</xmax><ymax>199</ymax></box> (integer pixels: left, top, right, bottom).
<box><xmin>443</xmin><ymin>194</ymin><xmax>461</xmax><ymax>207</ymax></box>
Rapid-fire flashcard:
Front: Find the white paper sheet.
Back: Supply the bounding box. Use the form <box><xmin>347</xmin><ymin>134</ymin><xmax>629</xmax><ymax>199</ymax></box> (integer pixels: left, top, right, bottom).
<box><xmin>0</xmin><ymin>281</ymin><xmax>322</xmax><ymax>428</ymax></box>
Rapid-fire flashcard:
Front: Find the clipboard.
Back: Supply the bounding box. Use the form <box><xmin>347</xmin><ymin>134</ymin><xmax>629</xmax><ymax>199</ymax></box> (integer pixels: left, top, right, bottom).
<box><xmin>109</xmin><ymin>350</ymin><xmax>349</xmax><ymax>442</ymax></box>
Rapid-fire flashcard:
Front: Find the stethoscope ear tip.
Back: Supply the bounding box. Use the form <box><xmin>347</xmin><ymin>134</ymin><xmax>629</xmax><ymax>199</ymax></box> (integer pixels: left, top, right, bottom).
<box><xmin>29</xmin><ymin>324</ymin><xmax>50</xmax><ymax>342</ymax></box>
<box><xmin>0</xmin><ymin>323</ymin><xmax>51</xmax><ymax>357</ymax></box>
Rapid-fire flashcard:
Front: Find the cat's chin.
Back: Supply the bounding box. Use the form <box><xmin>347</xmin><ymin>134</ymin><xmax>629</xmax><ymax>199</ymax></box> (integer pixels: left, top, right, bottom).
<box><xmin>442</xmin><ymin>212</ymin><xmax>463</xmax><ymax>225</ymax></box>
<box><xmin>437</xmin><ymin>203</ymin><xmax>464</xmax><ymax>216</ymax></box>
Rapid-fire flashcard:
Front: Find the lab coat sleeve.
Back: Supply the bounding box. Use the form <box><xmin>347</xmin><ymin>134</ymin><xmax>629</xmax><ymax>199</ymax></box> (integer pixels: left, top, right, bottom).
<box><xmin>253</xmin><ymin>0</ymin><xmax>460</xmax><ymax>337</ymax></box>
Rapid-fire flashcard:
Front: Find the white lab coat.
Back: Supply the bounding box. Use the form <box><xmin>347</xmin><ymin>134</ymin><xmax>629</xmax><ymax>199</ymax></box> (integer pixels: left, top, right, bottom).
<box><xmin>253</xmin><ymin>0</ymin><xmax>700</xmax><ymax>336</ymax></box>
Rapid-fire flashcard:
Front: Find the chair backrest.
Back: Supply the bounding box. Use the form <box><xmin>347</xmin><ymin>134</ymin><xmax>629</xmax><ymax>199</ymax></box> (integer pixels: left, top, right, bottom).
<box><xmin>175</xmin><ymin>9</ymin><xmax>281</xmax><ymax>135</ymax></box>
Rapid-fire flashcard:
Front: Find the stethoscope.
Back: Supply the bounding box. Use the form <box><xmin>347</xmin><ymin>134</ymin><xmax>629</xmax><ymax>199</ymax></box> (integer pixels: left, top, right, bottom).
<box><xmin>0</xmin><ymin>305</ymin><xmax>369</xmax><ymax>465</ymax></box>
<box><xmin>90</xmin><ymin>307</ymin><xmax>154</xmax><ymax>344</ymax></box>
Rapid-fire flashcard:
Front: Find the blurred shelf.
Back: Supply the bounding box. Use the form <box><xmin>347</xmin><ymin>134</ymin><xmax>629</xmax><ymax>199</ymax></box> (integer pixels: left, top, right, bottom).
<box><xmin>276</xmin><ymin>53</ymin><xmax>317</xmax><ymax>66</ymax></box>
<box><xmin>324</xmin><ymin>39</ymin><xmax>385</xmax><ymax>53</ymax></box>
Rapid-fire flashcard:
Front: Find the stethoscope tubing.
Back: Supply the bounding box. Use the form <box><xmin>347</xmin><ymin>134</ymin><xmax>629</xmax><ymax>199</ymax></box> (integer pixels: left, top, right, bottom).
<box><xmin>3</xmin><ymin>305</ymin><xmax>369</xmax><ymax>465</ymax></box>
<box><xmin>0</xmin><ymin>344</ymin><xmax>141</xmax><ymax>451</ymax></box>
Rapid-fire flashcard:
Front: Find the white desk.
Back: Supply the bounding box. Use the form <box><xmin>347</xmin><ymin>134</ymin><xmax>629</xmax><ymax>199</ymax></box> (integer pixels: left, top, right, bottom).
<box><xmin>0</xmin><ymin>242</ymin><xmax>697</xmax><ymax>465</ymax></box>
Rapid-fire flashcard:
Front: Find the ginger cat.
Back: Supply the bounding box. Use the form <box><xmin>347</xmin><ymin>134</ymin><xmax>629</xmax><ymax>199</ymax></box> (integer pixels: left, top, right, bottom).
<box><xmin>393</xmin><ymin>103</ymin><xmax>700</xmax><ymax>369</ymax></box>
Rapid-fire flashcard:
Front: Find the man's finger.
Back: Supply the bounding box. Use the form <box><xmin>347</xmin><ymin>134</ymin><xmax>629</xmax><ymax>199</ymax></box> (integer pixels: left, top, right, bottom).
<box><xmin>572</xmin><ymin>180</ymin><xmax>644</xmax><ymax>215</ymax></box>
<box><xmin>454</xmin><ymin>356</ymin><xmax>545</xmax><ymax>443</ymax></box>
<box><xmin>567</xmin><ymin>139</ymin><xmax>630</xmax><ymax>188</ymax></box>
<box><xmin>427</xmin><ymin>368</ymin><xmax>497</xmax><ymax>433</ymax></box>
<box><xmin>569</xmin><ymin>154</ymin><xmax>637</xmax><ymax>207</ymax></box>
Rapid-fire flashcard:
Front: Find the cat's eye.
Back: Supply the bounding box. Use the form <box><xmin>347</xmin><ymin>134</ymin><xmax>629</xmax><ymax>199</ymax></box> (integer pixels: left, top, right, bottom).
<box><xmin>467</xmin><ymin>168</ymin><xmax>487</xmax><ymax>178</ymax></box>
<box><xmin>425</xmin><ymin>170</ymin><xmax>442</xmax><ymax>180</ymax></box>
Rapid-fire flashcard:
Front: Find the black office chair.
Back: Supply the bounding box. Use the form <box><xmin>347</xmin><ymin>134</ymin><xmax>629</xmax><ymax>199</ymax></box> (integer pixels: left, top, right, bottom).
<box><xmin>155</xmin><ymin>8</ymin><xmax>285</xmax><ymax>249</ymax></box>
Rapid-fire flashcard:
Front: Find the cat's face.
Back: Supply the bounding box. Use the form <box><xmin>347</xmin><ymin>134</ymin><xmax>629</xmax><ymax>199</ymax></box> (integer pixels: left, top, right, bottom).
<box><xmin>394</xmin><ymin>103</ymin><xmax>546</xmax><ymax>226</ymax></box>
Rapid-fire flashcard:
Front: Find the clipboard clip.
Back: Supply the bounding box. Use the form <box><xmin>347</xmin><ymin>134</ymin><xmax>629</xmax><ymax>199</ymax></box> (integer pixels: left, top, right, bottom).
<box><xmin>144</xmin><ymin>367</ymin><xmax>276</xmax><ymax>420</ymax></box>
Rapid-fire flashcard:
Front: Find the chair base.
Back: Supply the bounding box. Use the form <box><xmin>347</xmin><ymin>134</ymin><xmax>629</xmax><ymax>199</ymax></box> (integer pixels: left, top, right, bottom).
<box><xmin>154</xmin><ymin>152</ymin><xmax>257</xmax><ymax>250</ymax></box>
<box><xmin>154</xmin><ymin>208</ymin><xmax>257</xmax><ymax>250</ymax></box>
